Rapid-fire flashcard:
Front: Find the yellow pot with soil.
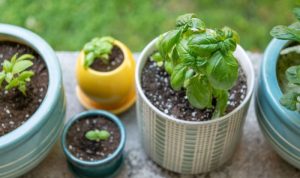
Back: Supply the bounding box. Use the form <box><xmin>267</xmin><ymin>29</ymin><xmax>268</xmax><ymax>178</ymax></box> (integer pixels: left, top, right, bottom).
<box><xmin>76</xmin><ymin>37</ymin><xmax>136</xmax><ymax>114</ymax></box>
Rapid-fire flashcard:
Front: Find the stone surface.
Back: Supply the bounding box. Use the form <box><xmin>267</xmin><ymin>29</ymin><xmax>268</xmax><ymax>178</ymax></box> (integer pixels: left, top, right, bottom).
<box><xmin>21</xmin><ymin>52</ymin><xmax>300</xmax><ymax>178</ymax></box>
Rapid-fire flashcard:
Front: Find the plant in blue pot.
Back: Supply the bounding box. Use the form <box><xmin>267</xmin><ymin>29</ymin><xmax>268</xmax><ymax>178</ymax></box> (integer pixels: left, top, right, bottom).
<box><xmin>0</xmin><ymin>24</ymin><xmax>65</xmax><ymax>178</ymax></box>
<box><xmin>62</xmin><ymin>110</ymin><xmax>126</xmax><ymax>178</ymax></box>
<box><xmin>256</xmin><ymin>7</ymin><xmax>300</xmax><ymax>169</ymax></box>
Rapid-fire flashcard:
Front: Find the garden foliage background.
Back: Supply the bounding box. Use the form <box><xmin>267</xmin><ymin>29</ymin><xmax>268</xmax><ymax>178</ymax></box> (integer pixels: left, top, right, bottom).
<box><xmin>0</xmin><ymin>0</ymin><xmax>297</xmax><ymax>51</ymax></box>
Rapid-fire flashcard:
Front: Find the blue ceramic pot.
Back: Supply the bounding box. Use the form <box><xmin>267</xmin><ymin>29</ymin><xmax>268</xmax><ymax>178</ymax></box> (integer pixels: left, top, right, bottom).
<box><xmin>61</xmin><ymin>110</ymin><xmax>126</xmax><ymax>178</ymax></box>
<box><xmin>0</xmin><ymin>24</ymin><xmax>66</xmax><ymax>177</ymax></box>
<box><xmin>256</xmin><ymin>39</ymin><xmax>300</xmax><ymax>169</ymax></box>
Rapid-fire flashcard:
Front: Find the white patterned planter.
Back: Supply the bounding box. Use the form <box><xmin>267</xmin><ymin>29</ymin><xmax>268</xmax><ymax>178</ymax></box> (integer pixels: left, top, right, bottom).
<box><xmin>136</xmin><ymin>38</ymin><xmax>255</xmax><ymax>174</ymax></box>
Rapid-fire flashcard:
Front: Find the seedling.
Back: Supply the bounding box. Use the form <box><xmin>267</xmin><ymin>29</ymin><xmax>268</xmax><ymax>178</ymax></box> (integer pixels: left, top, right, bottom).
<box><xmin>271</xmin><ymin>8</ymin><xmax>300</xmax><ymax>112</ymax></box>
<box><xmin>151</xmin><ymin>13</ymin><xmax>240</xmax><ymax>118</ymax></box>
<box><xmin>85</xmin><ymin>129</ymin><xmax>110</xmax><ymax>142</ymax></box>
<box><xmin>0</xmin><ymin>53</ymin><xmax>34</xmax><ymax>95</ymax></box>
<box><xmin>83</xmin><ymin>36</ymin><xmax>115</xmax><ymax>68</ymax></box>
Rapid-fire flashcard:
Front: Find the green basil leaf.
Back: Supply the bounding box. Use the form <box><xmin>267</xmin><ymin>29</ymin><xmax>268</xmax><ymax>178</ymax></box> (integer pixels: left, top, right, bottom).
<box><xmin>18</xmin><ymin>83</ymin><xmax>26</xmax><ymax>95</ymax></box>
<box><xmin>187</xmin><ymin>33</ymin><xmax>220</xmax><ymax>57</ymax></box>
<box><xmin>95</xmin><ymin>42</ymin><xmax>113</xmax><ymax>55</ymax></box>
<box><xmin>222</xmin><ymin>26</ymin><xmax>240</xmax><ymax>43</ymax></box>
<box><xmin>207</xmin><ymin>51</ymin><xmax>238</xmax><ymax>90</ymax></box>
<box><xmin>98</xmin><ymin>130</ymin><xmax>110</xmax><ymax>140</ymax></box>
<box><xmin>293</xmin><ymin>7</ymin><xmax>300</xmax><ymax>21</ymax></box>
<box><xmin>151</xmin><ymin>52</ymin><xmax>163</xmax><ymax>62</ymax></box>
<box><xmin>186</xmin><ymin>74</ymin><xmax>212</xmax><ymax>109</ymax></box>
<box><xmin>176</xmin><ymin>39</ymin><xmax>196</xmax><ymax>63</ymax></box>
<box><xmin>84</xmin><ymin>52</ymin><xmax>95</xmax><ymax>68</ymax></box>
<box><xmin>291</xmin><ymin>22</ymin><xmax>300</xmax><ymax>30</ymax></box>
<box><xmin>286</xmin><ymin>65</ymin><xmax>300</xmax><ymax>84</ymax></box>
<box><xmin>85</xmin><ymin>130</ymin><xmax>99</xmax><ymax>141</ymax></box>
<box><xmin>12</xmin><ymin>60</ymin><xmax>33</xmax><ymax>74</ymax></box>
<box><xmin>223</xmin><ymin>38</ymin><xmax>237</xmax><ymax>51</ymax></box>
<box><xmin>158</xmin><ymin>29</ymin><xmax>181</xmax><ymax>59</ymax></box>
<box><xmin>83</xmin><ymin>43</ymin><xmax>95</xmax><ymax>52</ymax></box>
<box><xmin>188</xmin><ymin>18</ymin><xmax>205</xmax><ymax>32</ymax></box>
<box><xmin>164</xmin><ymin>60</ymin><xmax>173</xmax><ymax>75</ymax></box>
<box><xmin>176</xmin><ymin>13</ymin><xmax>196</xmax><ymax>27</ymax></box>
<box><xmin>0</xmin><ymin>72</ymin><xmax>5</xmax><ymax>86</ymax></box>
<box><xmin>212</xmin><ymin>89</ymin><xmax>229</xmax><ymax>118</ymax></box>
<box><xmin>183</xmin><ymin>69</ymin><xmax>194</xmax><ymax>88</ymax></box>
<box><xmin>10</xmin><ymin>53</ymin><xmax>18</xmax><ymax>65</ymax></box>
<box><xmin>170</xmin><ymin>64</ymin><xmax>187</xmax><ymax>91</ymax></box>
<box><xmin>270</xmin><ymin>25</ymin><xmax>300</xmax><ymax>42</ymax></box>
<box><xmin>170</xmin><ymin>47</ymin><xmax>180</xmax><ymax>66</ymax></box>
<box><xmin>18</xmin><ymin>71</ymin><xmax>34</xmax><ymax>81</ymax></box>
<box><xmin>280</xmin><ymin>91</ymin><xmax>300</xmax><ymax>111</ymax></box>
<box><xmin>5</xmin><ymin>78</ymin><xmax>19</xmax><ymax>90</ymax></box>
<box><xmin>99</xmin><ymin>36</ymin><xmax>114</xmax><ymax>43</ymax></box>
<box><xmin>2</xmin><ymin>60</ymin><xmax>12</xmax><ymax>72</ymax></box>
<box><xmin>16</xmin><ymin>54</ymin><xmax>34</xmax><ymax>62</ymax></box>
<box><xmin>219</xmin><ymin>39</ymin><xmax>236</xmax><ymax>54</ymax></box>
<box><xmin>5</xmin><ymin>73</ymin><xmax>13</xmax><ymax>83</ymax></box>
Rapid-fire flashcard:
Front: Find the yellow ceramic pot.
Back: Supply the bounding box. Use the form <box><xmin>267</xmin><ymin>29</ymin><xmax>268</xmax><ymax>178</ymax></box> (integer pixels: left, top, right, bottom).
<box><xmin>76</xmin><ymin>40</ymin><xmax>136</xmax><ymax>114</ymax></box>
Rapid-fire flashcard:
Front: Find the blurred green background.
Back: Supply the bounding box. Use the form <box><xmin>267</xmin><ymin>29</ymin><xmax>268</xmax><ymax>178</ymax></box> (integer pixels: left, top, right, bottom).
<box><xmin>0</xmin><ymin>0</ymin><xmax>298</xmax><ymax>51</ymax></box>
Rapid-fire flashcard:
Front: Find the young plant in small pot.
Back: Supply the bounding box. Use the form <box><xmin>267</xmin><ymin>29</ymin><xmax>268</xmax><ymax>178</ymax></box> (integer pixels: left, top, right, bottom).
<box><xmin>256</xmin><ymin>8</ymin><xmax>300</xmax><ymax>169</ymax></box>
<box><xmin>0</xmin><ymin>24</ymin><xmax>65</xmax><ymax>178</ymax></box>
<box><xmin>61</xmin><ymin>110</ymin><xmax>126</xmax><ymax>178</ymax></box>
<box><xmin>136</xmin><ymin>14</ymin><xmax>255</xmax><ymax>174</ymax></box>
<box><xmin>76</xmin><ymin>37</ymin><xmax>136</xmax><ymax>114</ymax></box>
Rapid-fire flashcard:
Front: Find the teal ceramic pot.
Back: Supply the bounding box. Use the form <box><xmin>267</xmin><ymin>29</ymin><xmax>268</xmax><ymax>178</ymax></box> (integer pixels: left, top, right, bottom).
<box><xmin>0</xmin><ymin>24</ymin><xmax>66</xmax><ymax>177</ymax></box>
<box><xmin>62</xmin><ymin>110</ymin><xmax>126</xmax><ymax>178</ymax></box>
<box><xmin>256</xmin><ymin>39</ymin><xmax>300</xmax><ymax>169</ymax></box>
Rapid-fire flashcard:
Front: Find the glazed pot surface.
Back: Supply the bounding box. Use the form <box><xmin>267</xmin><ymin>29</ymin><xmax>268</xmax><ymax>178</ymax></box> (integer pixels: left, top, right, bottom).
<box><xmin>256</xmin><ymin>39</ymin><xmax>300</xmax><ymax>169</ymax></box>
<box><xmin>0</xmin><ymin>24</ymin><xmax>66</xmax><ymax>178</ymax></box>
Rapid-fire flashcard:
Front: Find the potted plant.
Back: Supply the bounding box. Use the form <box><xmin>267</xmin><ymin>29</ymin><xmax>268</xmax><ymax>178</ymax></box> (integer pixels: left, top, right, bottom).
<box><xmin>136</xmin><ymin>13</ymin><xmax>255</xmax><ymax>174</ymax></box>
<box><xmin>0</xmin><ymin>24</ymin><xmax>66</xmax><ymax>178</ymax></box>
<box><xmin>76</xmin><ymin>36</ymin><xmax>136</xmax><ymax>114</ymax></box>
<box><xmin>61</xmin><ymin>110</ymin><xmax>126</xmax><ymax>178</ymax></box>
<box><xmin>256</xmin><ymin>8</ymin><xmax>300</xmax><ymax>169</ymax></box>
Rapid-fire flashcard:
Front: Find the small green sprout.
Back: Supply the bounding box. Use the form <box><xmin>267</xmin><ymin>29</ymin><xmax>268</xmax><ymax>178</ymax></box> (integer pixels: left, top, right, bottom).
<box><xmin>85</xmin><ymin>129</ymin><xmax>110</xmax><ymax>142</ymax></box>
<box><xmin>83</xmin><ymin>36</ymin><xmax>115</xmax><ymax>69</ymax></box>
<box><xmin>0</xmin><ymin>53</ymin><xmax>35</xmax><ymax>95</ymax></box>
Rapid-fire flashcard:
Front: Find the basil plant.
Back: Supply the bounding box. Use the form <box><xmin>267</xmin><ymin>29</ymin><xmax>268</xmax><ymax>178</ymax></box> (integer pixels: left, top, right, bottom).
<box><xmin>83</xmin><ymin>36</ymin><xmax>115</xmax><ymax>69</ymax></box>
<box><xmin>152</xmin><ymin>13</ymin><xmax>240</xmax><ymax>118</ymax></box>
<box><xmin>0</xmin><ymin>53</ymin><xmax>34</xmax><ymax>95</ymax></box>
<box><xmin>271</xmin><ymin>8</ymin><xmax>300</xmax><ymax>112</ymax></box>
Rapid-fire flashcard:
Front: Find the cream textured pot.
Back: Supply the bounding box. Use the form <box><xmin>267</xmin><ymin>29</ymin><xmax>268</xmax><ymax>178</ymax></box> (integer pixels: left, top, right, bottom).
<box><xmin>135</xmin><ymin>38</ymin><xmax>255</xmax><ymax>174</ymax></box>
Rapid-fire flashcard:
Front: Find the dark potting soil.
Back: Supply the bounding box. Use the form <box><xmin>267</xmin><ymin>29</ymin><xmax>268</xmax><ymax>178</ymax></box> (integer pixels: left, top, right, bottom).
<box><xmin>66</xmin><ymin>116</ymin><xmax>121</xmax><ymax>161</ymax></box>
<box><xmin>90</xmin><ymin>45</ymin><xmax>124</xmax><ymax>72</ymax></box>
<box><xmin>0</xmin><ymin>41</ymin><xmax>48</xmax><ymax>136</ymax></box>
<box><xmin>141</xmin><ymin>58</ymin><xmax>248</xmax><ymax>121</ymax></box>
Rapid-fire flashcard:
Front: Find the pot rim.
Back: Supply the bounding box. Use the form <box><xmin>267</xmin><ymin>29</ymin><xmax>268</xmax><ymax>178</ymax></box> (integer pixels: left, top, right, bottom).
<box><xmin>0</xmin><ymin>24</ymin><xmax>62</xmax><ymax>149</ymax></box>
<box><xmin>261</xmin><ymin>39</ymin><xmax>300</xmax><ymax>129</ymax></box>
<box><xmin>78</xmin><ymin>40</ymin><xmax>131</xmax><ymax>76</ymax></box>
<box><xmin>61</xmin><ymin>110</ymin><xmax>126</xmax><ymax>166</ymax></box>
<box><xmin>136</xmin><ymin>37</ymin><xmax>255</xmax><ymax>125</ymax></box>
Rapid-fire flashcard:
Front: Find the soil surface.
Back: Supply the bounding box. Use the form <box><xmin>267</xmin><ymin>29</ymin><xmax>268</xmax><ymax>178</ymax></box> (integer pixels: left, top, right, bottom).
<box><xmin>0</xmin><ymin>41</ymin><xmax>48</xmax><ymax>136</ymax></box>
<box><xmin>90</xmin><ymin>45</ymin><xmax>124</xmax><ymax>72</ymax></box>
<box><xmin>141</xmin><ymin>58</ymin><xmax>248</xmax><ymax>121</ymax></box>
<box><xmin>66</xmin><ymin>116</ymin><xmax>121</xmax><ymax>161</ymax></box>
